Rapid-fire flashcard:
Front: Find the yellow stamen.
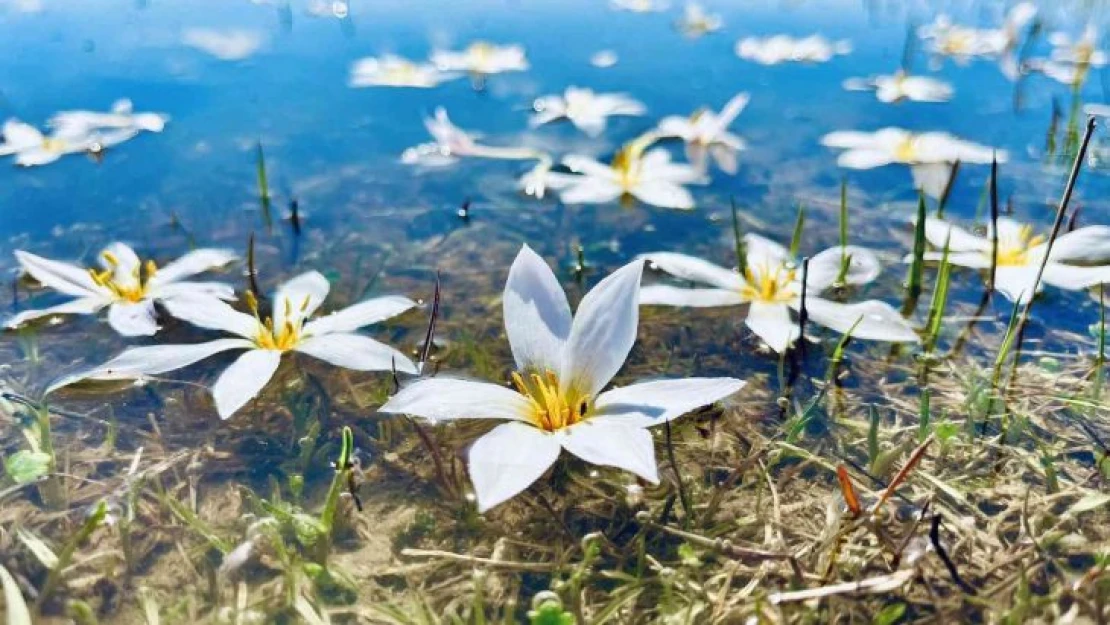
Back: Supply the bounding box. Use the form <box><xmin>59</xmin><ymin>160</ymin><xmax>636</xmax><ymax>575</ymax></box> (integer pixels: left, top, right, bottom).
<box><xmin>992</xmin><ymin>224</ymin><xmax>1045</xmax><ymax>267</ymax></box>
<box><xmin>739</xmin><ymin>262</ymin><xmax>797</xmax><ymax>303</ymax></box>
<box><xmin>511</xmin><ymin>369</ymin><xmax>589</xmax><ymax>432</ymax></box>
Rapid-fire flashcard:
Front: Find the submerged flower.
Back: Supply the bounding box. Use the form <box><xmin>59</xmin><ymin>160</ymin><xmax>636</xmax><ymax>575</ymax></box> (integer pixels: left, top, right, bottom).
<box><xmin>431</xmin><ymin>42</ymin><xmax>528</xmax><ymax>76</ymax></box>
<box><xmin>912</xmin><ymin>217</ymin><xmax>1110</xmax><ymax>304</ymax></box>
<box><xmin>735</xmin><ymin>35</ymin><xmax>851</xmax><ymax>65</ymax></box>
<box><xmin>379</xmin><ymin>245</ymin><xmax>744</xmax><ymax>512</ymax></box>
<box><xmin>676</xmin><ymin>3</ymin><xmax>722</xmax><ymax>38</ymax></box>
<box><xmin>6</xmin><ymin>244</ymin><xmax>236</xmax><ymax>336</ymax></box>
<box><xmin>530</xmin><ymin>87</ymin><xmax>646</xmax><ymax>137</ymax></box>
<box><xmin>348</xmin><ymin>55</ymin><xmax>460</xmax><ymax>88</ymax></box>
<box><xmin>655</xmin><ymin>92</ymin><xmax>748</xmax><ymax>174</ymax></box>
<box><xmin>640</xmin><ymin>236</ymin><xmax>918</xmax><ymax>352</ymax></box>
<box><xmin>48</xmin><ymin>271</ymin><xmax>418</xmax><ymax>418</ymax></box>
<box><xmin>842</xmin><ymin>71</ymin><xmax>953</xmax><ymax>103</ymax></box>
<box><xmin>550</xmin><ymin>137</ymin><xmax>705</xmax><ymax>209</ymax></box>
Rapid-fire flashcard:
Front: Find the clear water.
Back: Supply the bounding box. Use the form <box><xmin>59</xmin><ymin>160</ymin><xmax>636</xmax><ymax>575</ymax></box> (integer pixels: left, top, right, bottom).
<box><xmin>2</xmin><ymin>0</ymin><xmax>1109</xmax><ymax>619</ymax></box>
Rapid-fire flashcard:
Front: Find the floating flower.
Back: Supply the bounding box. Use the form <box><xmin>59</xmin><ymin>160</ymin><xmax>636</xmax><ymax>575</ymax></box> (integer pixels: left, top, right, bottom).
<box><xmin>610</xmin><ymin>0</ymin><xmax>667</xmax><ymax>12</ymax></box>
<box><xmin>842</xmin><ymin>71</ymin><xmax>953</xmax><ymax>103</ymax></box>
<box><xmin>911</xmin><ymin>217</ymin><xmax>1110</xmax><ymax>304</ymax></box>
<box><xmin>640</xmin><ymin>236</ymin><xmax>918</xmax><ymax>352</ymax></box>
<box><xmin>550</xmin><ymin>137</ymin><xmax>705</xmax><ymax>210</ymax></box>
<box><xmin>401</xmin><ymin>108</ymin><xmax>483</xmax><ymax>167</ymax></box>
<box><xmin>0</xmin><ymin>119</ymin><xmax>102</xmax><ymax>167</ymax></box>
<box><xmin>48</xmin><ymin>271</ymin><xmax>418</xmax><ymax>419</ymax></box>
<box><xmin>48</xmin><ymin>99</ymin><xmax>168</xmax><ymax>145</ymax></box>
<box><xmin>181</xmin><ymin>28</ymin><xmax>264</xmax><ymax>61</ymax></box>
<box><xmin>735</xmin><ymin>35</ymin><xmax>851</xmax><ymax>65</ymax></box>
<box><xmin>1033</xmin><ymin>26</ymin><xmax>1108</xmax><ymax>85</ymax></box>
<box><xmin>431</xmin><ymin>42</ymin><xmax>528</xmax><ymax>76</ymax></box>
<box><xmin>379</xmin><ymin>245</ymin><xmax>744</xmax><ymax>512</ymax></box>
<box><xmin>590</xmin><ymin>50</ymin><xmax>619</xmax><ymax>68</ymax></box>
<box><xmin>5</xmin><ymin>244</ymin><xmax>237</xmax><ymax>336</ymax></box>
<box><xmin>348</xmin><ymin>55</ymin><xmax>460</xmax><ymax>88</ymax></box>
<box><xmin>655</xmin><ymin>92</ymin><xmax>748</xmax><ymax>174</ymax></box>
<box><xmin>530</xmin><ymin>87</ymin><xmax>646</xmax><ymax>137</ymax></box>
<box><xmin>918</xmin><ymin>4</ymin><xmax>1035</xmax><ymax>62</ymax></box>
<box><xmin>676</xmin><ymin>3</ymin><xmax>722</xmax><ymax>38</ymax></box>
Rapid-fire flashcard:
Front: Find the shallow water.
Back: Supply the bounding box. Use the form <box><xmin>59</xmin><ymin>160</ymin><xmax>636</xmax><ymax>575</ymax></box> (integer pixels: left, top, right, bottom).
<box><xmin>3</xmin><ymin>0</ymin><xmax>1110</xmax><ymax>622</ymax></box>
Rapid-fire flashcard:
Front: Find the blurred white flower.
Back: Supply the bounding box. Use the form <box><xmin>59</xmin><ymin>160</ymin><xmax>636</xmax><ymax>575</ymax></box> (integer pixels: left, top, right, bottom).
<box><xmin>0</xmin><ymin>119</ymin><xmax>100</xmax><ymax>167</ymax></box>
<box><xmin>181</xmin><ymin>28</ymin><xmax>264</xmax><ymax>61</ymax></box>
<box><xmin>403</xmin><ymin>107</ymin><xmax>549</xmax><ymax>171</ymax></box>
<box><xmin>380</xmin><ymin>245</ymin><xmax>744</xmax><ymax>512</ymax></box>
<box><xmin>842</xmin><ymin>71</ymin><xmax>953</xmax><ymax>103</ymax></box>
<box><xmin>1033</xmin><ymin>26</ymin><xmax>1107</xmax><ymax>85</ymax></box>
<box><xmin>735</xmin><ymin>35</ymin><xmax>851</xmax><ymax>65</ymax></box>
<box><xmin>5</xmin><ymin>244</ymin><xmax>236</xmax><ymax>336</ymax></box>
<box><xmin>590</xmin><ymin>50</ymin><xmax>619</xmax><ymax>68</ymax></box>
<box><xmin>919</xmin><ymin>4</ymin><xmax>1035</xmax><ymax>67</ymax></box>
<box><xmin>655</xmin><ymin>92</ymin><xmax>748</xmax><ymax>174</ymax></box>
<box><xmin>432</xmin><ymin>41</ymin><xmax>528</xmax><ymax>76</ymax></box>
<box><xmin>552</xmin><ymin>137</ymin><xmax>705</xmax><ymax>210</ymax></box>
<box><xmin>348</xmin><ymin>55</ymin><xmax>460</xmax><ymax>88</ymax></box>
<box><xmin>530</xmin><ymin>87</ymin><xmax>645</xmax><ymax>137</ymax></box>
<box><xmin>641</xmin><ymin>237</ymin><xmax>918</xmax><ymax>352</ymax></box>
<box><xmin>677</xmin><ymin>3</ymin><xmax>722</xmax><ymax>38</ymax></box>
<box><xmin>611</xmin><ymin>0</ymin><xmax>667</xmax><ymax>12</ymax></box>
<box><xmin>49</xmin><ymin>99</ymin><xmax>168</xmax><ymax>138</ymax></box>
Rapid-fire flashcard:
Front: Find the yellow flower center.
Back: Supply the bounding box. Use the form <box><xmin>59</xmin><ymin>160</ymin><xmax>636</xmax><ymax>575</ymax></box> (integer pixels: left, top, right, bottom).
<box><xmin>246</xmin><ymin>291</ymin><xmax>308</xmax><ymax>351</ymax></box>
<box><xmin>991</xmin><ymin>224</ymin><xmax>1046</xmax><ymax>267</ymax></box>
<box><xmin>941</xmin><ymin>32</ymin><xmax>972</xmax><ymax>54</ymax></box>
<box><xmin>511</xmin><ymin>370</ymin><xmax>590</xmax><ymax>432</ymax></box>
<box><xmin>42</xmin><ymin>137</ymin><xmax>66</xmax><ymax>153</ymax></box>
<box><xmin>739</xmin><ymin>263</ymin><xmax>798</xmax><ymax>303</ymax></box>
<box><xmin>87</xmin><ymin>252</ymin><xmax>156</xmax><ymax>303</ymax></box>
<box><xmin>385</xmin><ymin>61</ymin><xmax>418</xmax><ymax>81</ymax></box>
<box><xmin>894</xmin><ymin>136</ymin><xmax>918</xmax><ymax>162</ymax></box>
<box><xmin>468</xmin><ymin>41</ymin><xmax>493</xmax><ymax>68</ymax></box>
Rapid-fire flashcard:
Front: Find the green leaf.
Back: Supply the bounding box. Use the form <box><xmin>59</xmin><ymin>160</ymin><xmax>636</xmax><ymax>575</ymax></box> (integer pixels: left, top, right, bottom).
<box><xmin>872</xmin><ymin>603</ymin><xmax>906</xmax><ymax>625</ymax></box>
<box><xmin>529</xmin><ymin>601</ymin><xmax>575</xmax><ymax>625</ymax></box>
<box><xmin>4</xmin><ymin>450</ymin><xmax>50</xmax><ymax>485</ymax></box>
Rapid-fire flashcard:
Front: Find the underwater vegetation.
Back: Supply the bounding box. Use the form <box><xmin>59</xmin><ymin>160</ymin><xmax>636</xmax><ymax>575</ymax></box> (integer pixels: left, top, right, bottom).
<box><xmin>4</xmin><ymin>0</ymin><xmax>1110</xmax><ymax>623</ymax></box>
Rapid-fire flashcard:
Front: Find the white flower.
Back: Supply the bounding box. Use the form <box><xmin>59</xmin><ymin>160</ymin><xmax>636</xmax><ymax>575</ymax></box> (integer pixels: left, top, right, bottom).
<box><xmin>5</xmin><ymin>244</ymin><xmax>237</xmax><ymax>336</ymax></box>
<box><xmin>551</xmin><ymin>138</ymin><xmax>705</xmax><ymax>210</ymax></box>
<box><xmin>919</xmin><ymin>5</ymin><xmax>1034</xmax><ymax>62</ymax></box>
<box><xmin>655</xmin><ymin>92</ymin><xmax>748</xmax><ymax>174</ymax></box>
<box><xmin>843</xmin><ymin>72</ymin><xmax>953</xmax><ymax>103</ymax></box>
<box><xmin>0</xmin><ymin>119</ymin><xmax>103</xmax><ymax>167</ymax></box>
<box><xmin>49</xmin><ymin>99</ymin><xmax>168</xmax><ymax>140</ymax></box>
<box><xmin>677</xmin><ymin>3</ymin><xmax>722</xmax><ymax>38</ymax></box>
<box><xmin>379</xmin><ymin>245</ymin><xmax>744</xmax><ymax>512</ymax></box>
<box><xmin>48</xmin><ymin>271</ymin><xmax>418</xmax><ymax>419</ymax></box>
<box><xmin>530</xmin><ymin>87</ymin><xmax>646</xmax><ymax>137</ymax></box>
<box><xmin>911</xmin><ymin>217</ymin><xmax>1110</xmax><ymax>304</ymax></box>
<box><xmin>348</xmin><ymin>55</ymin><xmax>460</xmax><ymax>88</ymax></box>
<box><xmin>735</xmin><ymin>35</ymin><xmax>851</xmax><ymax>65</ymax></box>
<box><xmin>640</xmin><ymin>236</ymin><xmax>919</xmax><ymax>352</ymax></box>
<box><xmin>610</xmin><ymin>0</ymin><xmax>667</xmax><ymax>12</ymax></box>
<box><xmin>401</xmin><ymin>108</ymin><xmax>482</xmax><ymax>167</ymax></box>
<box><xmin>590</xmin><ymin>50</ymin><xmax>619</xmax><ymax>68</ymax></box>
<box><xmin>431</xmin><ymin>42</ymin><xmax>528</xmax><ymax>76</ymax></box>
<box><xmin>1034</xmin><ymin>26</ymin><xmax>1108</xmax><ymax>85</ymax></box>
<box><xmin>181</xmin><ymin>28</ymin><xmax>264</xmax><ymax>61</ymax></box>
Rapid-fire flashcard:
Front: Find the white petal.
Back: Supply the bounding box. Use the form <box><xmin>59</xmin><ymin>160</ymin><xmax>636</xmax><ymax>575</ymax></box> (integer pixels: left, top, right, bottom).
<box><xmin>154</xmin><ymin>281</ymin><xmax>236</xmax><ymax>301</ymax></box>
<box><xmin>838</xmin><ymin>149</ymin><xmax>896</xmax><ymax>169</ymax></box>
<box><xmin>503</xmin><ymin>244</ymin><xmax>573</xmax><ymax>372</ymax></box>
<box><xmin>559</xmin><ymin>420</ymin><xmax>658</xmax><ymax>483</ymax></box>
<box><xmin>632</xmin><ymin>180</ymin><xmax>695</xmax><ymax>210</ymax></box>
<box><xmin>901</xmin><ymin>77</ymin><xmax>953</xmax><ymax>102</ymax></box>
<box><xmin>15</xmin><ymin>148</ymin><xmax>62</xmax><ymax>167</ymax></box>
<box><xmin>742</xmin><ymin>234</ymin><xmax>791</xmax><ymax>268</ymax></box>
<box><xmin>560</xmin><ymin>259</ymin><xmax>643</xmax><ymax>398</ymax></box>
<box><xmin>639</xmin><ymin>285</ymin><xmax>744</xmax><ymax>307</ymax></box>
<box><xmin>573</xmin><ymin>114</ymin><xmax>608</xmax><ymax>138</ymax></box>
<box><xmin>295</xmin><ymin>333</ymin><xmax>417</xmax><ymax>373</ymax></box>
<box><xmin>14</xmin><ymin>251</ymin><xmax>102</xmax><ymax>298</ymax></box>
<box><xmin>805</xmin><ymin>246</ymin><xmax>882</xmax><ymax>292</ymax></box>
<box><xmin>562</xmin><ymin>155</ymin><xmax>618</xmax><ymax>180</ymax></box>
<box><xmin>162</xmin><ymin>296</ymin><xmax>259</xmax><ymax>339</ymax></box>
<box><xmin>640</xmin><ymin>252</ymin><xmax>744</xmax><ymax>290</ymax></box>
<box><xmin>107</xmin><ymin>300</ymin><xmax>159</xmax><ymax>336</ymax></box>
<box><xmin>709</xmin><ymin>144</ymin><xmax>739</xmax><ymax>174</ymax></box>
<box><xmin>1046</xmin><ymin>226</ymin><xmax>1110</xmax><ymax>263</ymax></box>
<box><xmin>1041</xmin><ymin>262</ymin><xmax>1110</xmax><ymax>291</ymax></box>
<box><xmin>468</xmin><ymin>421</ymin><xmax>561</xmax><ymax>512</ymax></box>
<box><xmin>910</xmin><ymin>163</ymin><xmax>954</xmax><ymax>199</ymax></box>
<box><xmin>714</xmin><ymin>92</ymin><xmax>750</xmax><ymax>129</ymax></box>
<box><xmin>802</xmin><ymin>298</ymin><xmax>919</xmax><ymax>342</ymax></box>
<box><xmin>655</xmin><ymin>116</ymin><xmax>694</xmax><ymax>139</ymax></box>
<box><xmin>212</xmin><ymin>349</ymin><xmax>283</xmax><ymax>419</ymax></box>
<box><xmin>302</xmin><ymin>295</ymin><xmax>416</xmax><ymax>336</ymax></box>
<box><xmin>922</xmin><ymin>217</ymin><xmax>989</xmax><ymax>252</ymax></box>
<box><xmin>100</xmin><ymin>243</ymin><xmax>141</xmax><ymax>288</ymax></box>
<box><xmin>558</xmin><ymin>179</ymin><xmax>624</xmax><ymax>205</ymax></box>
<box><xmin>273</xmin><ymin>271</ymin><xmax>330</xmax><ymax>330</ymax></box>
<box><xmin>5</xmin><ymin>297</ymin><xmax>106</xmax><ymax>329</ymax></box>
<box><xmin>593</xmin><ymin>377</ymin><xmax>745</xmax><ymax>427</ymax></box>
<box><xmin>745</xmin><ymin>301</ymin><xmax>798</xmax><ymax>353</ymax></box>
<box><xmin>0</xmin><ymin>120</ymin><xmax>43</xmax><ymax>154</ymax></box>
<box><xmin>925</xmin><ymin>251</ymin><xmax>991</xmax><ymax>269</ymax></box>
<box><xmin>147</xmin><ymin>248</ymin><xmax>237</xmax><ymax>287</ymax></box>
<box><xmin>992</xmin><ymin>265</ymin><xmax>1042</xmax><ymax>303</ymax></box>
<box><xmin>46</xmin><ymin>338</ymin><xmax>252</xmax><ymax>394</ymax></box>
<box><xmin>378</xmin><ymin>377</ymin><xmax>532</xmax><ymax>423</ymax></box>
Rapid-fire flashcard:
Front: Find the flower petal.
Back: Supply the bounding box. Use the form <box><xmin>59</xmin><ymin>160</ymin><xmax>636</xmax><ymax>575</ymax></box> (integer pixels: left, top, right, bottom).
<box><xmin>378</xmin><ymin>377</ymin><xmax>532</xmax><ymax>423</ymax></box>
<box><xmin>805</xmin><ymin>246</ymin><xmax>883</xmax><ymax>292</ymax></box>
<box><xmin>993</xmin><ymin>265</ymin><xmax>1042</xmax><ymax>303</ymax></box>
<box><xmin>162</xmin><ymin>296</ymin><xmax>259</xmax><ymax>339</ymax></box>
<box><xmin>14</xmin><ymin>251</ymin><xmax>103</xmax><ymax>298</ymax></box>
<box><xmin>100</xmin><ymin>243</ymin><xmax>142</xmax><ymax>289</ymax></box>
<box><xmin>46</xmin><ymin>338</ymin><xmax>252</xmax><ymax>394</ymax></box>
<box><xmin>1044</xmin><ymin>226</ymin><xmax>1110</xmax><ymax>263</ymax></box>
<box><xmin>559</xmin><ymin>420</ymin><xmax>658</xmax><ymax>483</ymax></box>
<box><xmin>154</xmin><ymin>281</ymin><xmax>237</xmax><ymax>301</ymax></box>
<box><xmin>631</xmin><ymin>180</ymin><xmax>695</xmax><ymax>210</ymax></box>
<box><xmin>640</xmin><ymin>252</ymin><xmax>744</xmax><ymax>290</ymax></box>
<box><xmin>742</xmin><ymin>234</ymin><xmax>791</xmax><ymax>268</ymax></box>
<box><xmin>503</xmin><ymin>244</ymin><xmax>573</xmax><ymax>372</ymax></box>
<box><xmin>593</xmin><ymin>377</ymin><xmax>745</xmax><ymax>427</ymax></box>
<box><xmin>147</xmin><ymin>248</ymin><xmax>237</xmax><ymax>288</ymax></box>
<box><xmin>273</xmin><ymin>271</ymin><xmax>330</xmax><ymax>330</ymax></box>
<box><xmin>802</xmin><ymin>298</ymin><xmax>919</xmax><ymax>342</ymax></box>
<box><xmin>910</xmin><ymin>163</ymin><xmax>954</xmax><ymax>199</ymax></box>
<box><xmin>745</xmin><ymin>301</ymin><xmax>798</xmax><ymax>352</ymax></box>
<box><xmin>562</xmin><ymin>155</ymin><xmax>618</xmax><ymax>180</ymax></box>
<box><xmin>558</xmin><ymin>179</ymin><xmax>624</xmax><ymax>205</ymax></box>
<box><xmin>922</xmin><ymin>217</ymin><xmax>989</xmax><ymax>252</ymax></box>
<box><xmin>5</xmin><ymin>297</ymin><xmax>107</xmax><ymax>329</ymax></box>
<box><xmin>295</xmin><ymin>332</ymin><xmax>418</xmax><ymax>374</ymax></box>
<box><xmin>468</xmin><ymin>421</ymin><xmax>561</xmax><ymax>512</ymax></box>
<box><xmin>302</xmin><ymin>295</ymin><xmax>417</xmax><ymax>336</ymax></box>
<box><xmin>107</xmin><ymin>300</ymin><xmax>159</xmax><ymax>336</ymax></box>
<box><xmin>838</xmin><ymin>149</ymin><xmax>896</xmax><ymax>169</ymax></box>
<box><xmin>639</xmin><ymin>285</ymin><xmax>745</xmax><ymax>307</ymax></box>
<box><xmin>560</xmin><ymin>259</ymin><xmax>643</xmax><ymax>398</ymax></box>
<box><xmin>1041</xmin><ymin>261</ymin><xmax>1110</xmax><ymax>291</ymax></box>
<box><xmin>212</xmin><ymin>349</ymin><xmax>283</xmax><ymax>419</ymax></box>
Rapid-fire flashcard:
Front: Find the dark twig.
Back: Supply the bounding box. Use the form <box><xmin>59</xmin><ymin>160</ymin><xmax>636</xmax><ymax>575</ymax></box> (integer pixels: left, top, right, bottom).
<box><xmin>247</xmin><ymin>233</ymin><xmax>262</xmax><ymax>299</ymax></box>
<box><xmin>988</xmin><ymin>155</ymin><xmax>1000</xmax><ymax>294</ymax></box>
<box><xmin>664</xmin><ymin>419</ymin><xmax>693</xmax><ymax>526</ymax></box>
<box><xmin>930</xmin><ymin>514</ymin><xmax>977</xmax><ymax>594</ymax></box>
